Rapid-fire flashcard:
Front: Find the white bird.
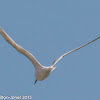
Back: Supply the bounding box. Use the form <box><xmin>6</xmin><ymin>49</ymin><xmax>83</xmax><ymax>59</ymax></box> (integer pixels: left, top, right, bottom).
<box><xmin>0</xmin><ymin>28</ymin><xmax>100</xmax><ymax>85</ymax></box>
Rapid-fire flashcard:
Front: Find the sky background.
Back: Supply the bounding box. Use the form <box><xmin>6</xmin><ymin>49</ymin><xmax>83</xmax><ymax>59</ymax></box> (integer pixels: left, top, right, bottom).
<box><xmin>0</xmin><ymin>0</ymin><xmax>100</xmax><ymax>100</ymax></box>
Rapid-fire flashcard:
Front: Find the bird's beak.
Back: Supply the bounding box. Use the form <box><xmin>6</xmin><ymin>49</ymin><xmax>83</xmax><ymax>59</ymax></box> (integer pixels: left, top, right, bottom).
<box><xmin>34</xmin><ymin>80</ymin><xmax>37</xmax><ymax>85</ymax></box>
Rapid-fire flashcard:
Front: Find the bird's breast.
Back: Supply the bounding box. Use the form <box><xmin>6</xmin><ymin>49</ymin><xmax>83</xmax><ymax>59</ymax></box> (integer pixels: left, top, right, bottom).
<box><xmin>35</xmin><ymin>68</ymin><xmax>51</xmax><ymax>81</ymax></box>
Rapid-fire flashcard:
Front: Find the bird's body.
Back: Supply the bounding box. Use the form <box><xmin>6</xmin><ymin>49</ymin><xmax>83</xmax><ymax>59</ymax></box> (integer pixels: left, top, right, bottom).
<box><xmin>0</xmin><ymin>28</ymin><xmax>100</xmax><ymax>85</ymax></box>
<box><xmin>35</xmin><ymin>66</ymin><xmax>55</xmax><ymax>81</ymax></box>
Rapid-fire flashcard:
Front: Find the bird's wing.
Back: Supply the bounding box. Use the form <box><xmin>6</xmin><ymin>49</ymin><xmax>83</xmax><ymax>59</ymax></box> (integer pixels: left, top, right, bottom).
<box><xmin>51</xmin><ymin>37</ymin><xmax>100</xmax><ymax>67</ymax></box>
<box><xmin>0</xmin><ymin>28</ymin><xmax>42</xmax><ymax>69</ymax></box>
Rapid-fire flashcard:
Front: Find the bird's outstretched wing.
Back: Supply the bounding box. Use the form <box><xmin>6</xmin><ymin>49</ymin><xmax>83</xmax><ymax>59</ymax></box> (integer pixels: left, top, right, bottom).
<box><xmin>51</xmin><ymin>37</ymin><xmax>100</xmax><ymax>67</ymax></box>
<box><xmin>0</xmin><ymin>28</ymin><xmax>42</xmax><ymax>69</ymax></box>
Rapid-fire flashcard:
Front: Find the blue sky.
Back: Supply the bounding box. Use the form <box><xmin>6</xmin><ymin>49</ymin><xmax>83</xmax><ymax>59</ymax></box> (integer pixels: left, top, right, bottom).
<box><xmin>0</xmin><ymin>0</ymin><xmax>100</xmax><ymax>100</ymax></box>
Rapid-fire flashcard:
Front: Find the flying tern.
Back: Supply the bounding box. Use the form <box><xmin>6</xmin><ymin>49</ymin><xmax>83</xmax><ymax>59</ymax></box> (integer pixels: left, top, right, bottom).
<box><xmin>0</xmin><ymin>28</ymin><xmax>100</xmax><ymax>85</ymax></box>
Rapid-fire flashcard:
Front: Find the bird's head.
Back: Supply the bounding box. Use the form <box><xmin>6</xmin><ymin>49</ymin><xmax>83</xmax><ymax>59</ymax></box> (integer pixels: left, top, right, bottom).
<box><xmin>34</xmin><ymin>80</ymin><xmax>37</xmax><ymax>85</ymax></box>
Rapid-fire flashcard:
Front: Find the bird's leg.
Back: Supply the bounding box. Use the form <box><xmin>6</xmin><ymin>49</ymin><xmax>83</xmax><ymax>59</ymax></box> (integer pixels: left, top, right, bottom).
<box><xmin>34</xmin><ymin>80</ymin><xmax>37</xmax><ymax>85</ymax></box>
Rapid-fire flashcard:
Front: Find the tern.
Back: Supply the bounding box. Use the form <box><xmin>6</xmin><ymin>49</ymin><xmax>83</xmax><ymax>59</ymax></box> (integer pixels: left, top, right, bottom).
<box><xmin>0</xmin><ymin>28</ymin><xmax>100</xmax><ymax>85</ymax></box>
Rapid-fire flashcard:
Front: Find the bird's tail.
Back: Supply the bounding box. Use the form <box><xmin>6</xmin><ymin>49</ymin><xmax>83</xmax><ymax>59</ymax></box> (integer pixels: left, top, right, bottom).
<box><xmin>52</xmin><ymin>67</ymin><xmax>56</xmax><ymax>71</ymax></box>
<box><xmin>51</xmin><ymin>66</ymin><xmax>56</xmax><ymax>71</ymax></box>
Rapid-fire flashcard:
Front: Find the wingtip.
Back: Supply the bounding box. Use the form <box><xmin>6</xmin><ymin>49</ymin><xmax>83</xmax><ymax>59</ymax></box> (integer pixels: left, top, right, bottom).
<box><xmin>0</xmin><ymin>28</ymin><xmax>2</xmax><ymax>33</ymax></box>
<box><xmin>0</xmin><ymin>27</ymin><xmax>2</xmax><ymax>30</ymax></box>
<box><xmin>0</xmin><ymin>28</ymin><xmax>3</xmax><ymax>32</ymax></box>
